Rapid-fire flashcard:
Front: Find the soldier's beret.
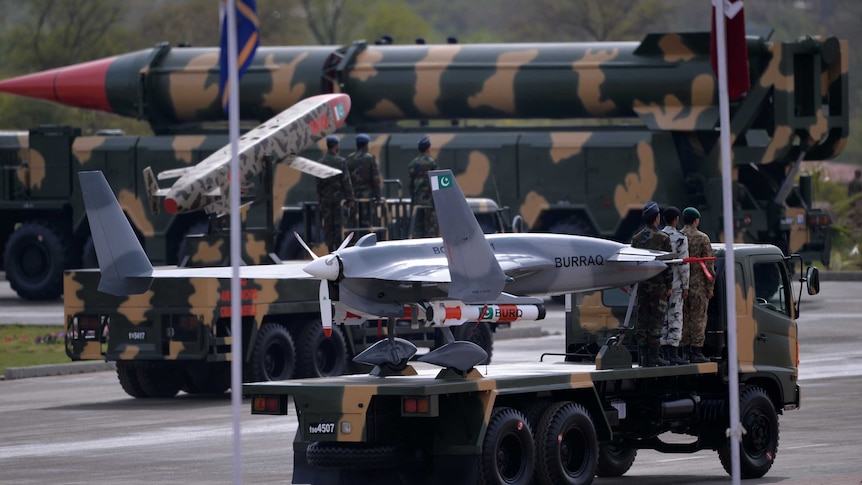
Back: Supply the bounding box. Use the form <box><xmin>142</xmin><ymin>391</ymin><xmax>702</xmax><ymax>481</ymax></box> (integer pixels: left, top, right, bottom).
<box><xmin>642</xmin><ymin>201</ymin><xmax>659</xmax><ymax>220</ymax></box>
<box><xmin>326</xmin><ymin>135</ymin><xmax>340</xmax><ymax>144</ymax></box>
<box><xmin>418</xmin><ymin>136</ymin><xmax>431</xmax><ymax>151</ymax></box>
<box><xmin>663</xmin><ymin>205</ymin><xmax>680</xmax><ymax>222</ymax></box>
<box><xmin>683</xmin><ymin>207</ymin><xmax>701</xmax><ymax>221</ymax></box>
<box><xmin>355</xmin><ymin>133</ymin><xmax>370</xmax><ymax>145</ymax></box>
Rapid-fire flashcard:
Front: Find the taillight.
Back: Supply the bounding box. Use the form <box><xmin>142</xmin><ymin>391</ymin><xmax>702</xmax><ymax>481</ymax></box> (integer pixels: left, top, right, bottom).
<box><xmin>251</xmin><ymin>395</ymin><xmax>288</xmax><ymax>415</ymax></box>
<box><xmin>402</xmin><ymin>396</ymin><xmax>435</xmax><ymax>416</ymax></box>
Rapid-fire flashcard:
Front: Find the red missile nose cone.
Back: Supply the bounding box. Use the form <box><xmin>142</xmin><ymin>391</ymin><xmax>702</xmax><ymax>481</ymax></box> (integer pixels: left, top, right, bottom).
<box><xmin>164</xmin><ymin>197</ymin><xmax>178</xmax><ymax>214</ymax></box>
<box><xmin>0</xmin><ymin>56</ymin><xmax>115</xmax><ymax>113</ymax></box>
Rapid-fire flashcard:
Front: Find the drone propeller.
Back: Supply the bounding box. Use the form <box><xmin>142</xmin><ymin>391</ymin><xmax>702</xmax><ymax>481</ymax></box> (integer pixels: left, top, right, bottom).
<box><xmin>294</xmin><ymin>231</ymin><xmax>354</xmax><ymax>337</ymax></box>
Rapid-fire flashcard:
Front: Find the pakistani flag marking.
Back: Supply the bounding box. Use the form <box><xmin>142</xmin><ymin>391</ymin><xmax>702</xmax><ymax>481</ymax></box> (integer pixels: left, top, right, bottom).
<box><xmin>431</xmin><ymin>174</ymin><xmax>453</xmax><ymax>191</ymax></box>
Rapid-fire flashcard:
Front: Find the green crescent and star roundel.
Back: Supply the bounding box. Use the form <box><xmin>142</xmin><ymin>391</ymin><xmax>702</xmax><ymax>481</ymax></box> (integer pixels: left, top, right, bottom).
<box><xmin>431</xmin><ymin>173</ymin><xmax>453</xmax><ymax>191</ymax></box>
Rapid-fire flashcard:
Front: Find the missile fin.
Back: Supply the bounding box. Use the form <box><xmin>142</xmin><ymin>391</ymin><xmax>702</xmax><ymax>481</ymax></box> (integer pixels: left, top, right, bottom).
<box><xmin>282</xmin><ymin>155</ymin><xmax>343</xmax><ymax>179</ymax></box>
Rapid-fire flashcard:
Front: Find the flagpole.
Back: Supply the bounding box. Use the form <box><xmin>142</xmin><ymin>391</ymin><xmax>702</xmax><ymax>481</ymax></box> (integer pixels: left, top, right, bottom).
<box><xmin>225</xmin><ymin>0</ymin><xmax>243</xmax><ymax>483</ymax></box>
<box><xmin>714</xmin><ymin>0</ymin><xmax>742</xmax><ymax>483</ymax></box>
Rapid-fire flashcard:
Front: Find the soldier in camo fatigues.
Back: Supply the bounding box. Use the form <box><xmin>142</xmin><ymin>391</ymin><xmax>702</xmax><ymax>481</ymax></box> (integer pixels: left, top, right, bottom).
<box><xmin>408</xmin><ymin>136</ymin><xmax>439</xmax><ymax>238</ymax></box>
<box><xmin>660</xmin><ymin>206</ymin><xmax>689</xmax><ymax>365</ymax></box>
<box><xmin>631</xmin><ymin>201</ymin><xmax>672</xmax><ymax>366</ymax></box>
<box><xmin>316</xmin><ymin>135</ymin><xmax>354</xmax><ymax>251</ymax></box>
<box><xmin>681</xmin><ymin>207</ymin><xmax>715</xmax><ymax>363</ymax></box>
<box><xmin>345</xmin><ymin>133</ymin><xmax>382</xmax><ymax>227</ymax></box>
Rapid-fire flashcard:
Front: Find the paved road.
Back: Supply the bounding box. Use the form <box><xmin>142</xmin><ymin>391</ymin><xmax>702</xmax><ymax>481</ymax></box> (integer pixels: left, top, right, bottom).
<box><xmin>0</xmin><ymin>277</ymin><xmax>65</xmax><ymax>326</ymax></box>
<box><xmin>1</xmin><ymin>282</ymin><xmax>861</xmax><ymax>483</ymax></box>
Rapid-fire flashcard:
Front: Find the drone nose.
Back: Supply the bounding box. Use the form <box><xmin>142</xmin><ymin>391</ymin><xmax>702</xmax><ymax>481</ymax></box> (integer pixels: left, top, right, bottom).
<box><xmin>303</xmin><ymin>255</ymin><xmax>340</xmax><ymax>281</ymax></box>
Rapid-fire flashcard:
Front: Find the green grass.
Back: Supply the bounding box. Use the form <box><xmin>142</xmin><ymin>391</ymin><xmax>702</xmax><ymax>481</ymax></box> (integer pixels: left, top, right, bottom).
<box><xmin>0</xmin><ymin>325</ymin><xmax>70</xmax><ymax>375</ymax></box>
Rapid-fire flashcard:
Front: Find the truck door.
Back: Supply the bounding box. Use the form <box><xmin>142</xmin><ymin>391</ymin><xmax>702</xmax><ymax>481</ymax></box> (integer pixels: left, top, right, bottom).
<box><xmin>749</xmin><ymin>257</ymin><xmax>797</xmax><ymax>374</ymax></box>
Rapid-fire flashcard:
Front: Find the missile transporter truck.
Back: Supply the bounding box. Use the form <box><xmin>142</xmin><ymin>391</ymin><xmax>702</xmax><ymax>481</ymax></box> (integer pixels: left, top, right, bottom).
<box><xmin>244</xmin><ymin>244</ymin><xmax>820</xmax><ymax>485</ymax></box>
<box><xmin>0</xmin><ymin>31</ymin><xmax>847</xmax><ymax>300</ymax></box>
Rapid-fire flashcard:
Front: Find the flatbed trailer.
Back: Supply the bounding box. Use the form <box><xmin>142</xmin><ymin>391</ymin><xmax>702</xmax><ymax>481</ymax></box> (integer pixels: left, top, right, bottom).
<box><xmin>245</xmin><ymin>244</ymin><xmax>820</xmax><ymax>485</ymax></box>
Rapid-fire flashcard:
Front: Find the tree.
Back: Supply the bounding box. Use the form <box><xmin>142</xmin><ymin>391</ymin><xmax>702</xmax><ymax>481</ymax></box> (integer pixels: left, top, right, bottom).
<box><xmin>505</xmin><ymin>0</ymin><xmax>674</xmax><ymax>42</ymax></box>
<box><xmin>298</xmin><ymin>0</ymin><xmax>430</xmax><ymax>45</ymax></box>
<box><xmin>2</xmin><ymin>0</ymin><xmax>129</xmax><ymax>71</ymax></box>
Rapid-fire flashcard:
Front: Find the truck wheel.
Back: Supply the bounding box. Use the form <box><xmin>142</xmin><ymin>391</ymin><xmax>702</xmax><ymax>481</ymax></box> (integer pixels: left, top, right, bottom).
<box><xmin>535</xmin><ymin>402</ymin><xmax>598</xmax><ymax>485</ymax></box>
<box><xmin>479</xmin><ymin>407</ymin><xmax>535</xmax><ymax>485</ymax></box>
<box><xmin>250</xmin><ymin>323</ymin><xmax>297</xmax><ymax>381</ymax></box>
<box><xmin>4</xmin><ymin>222</ymin><xmax>66</xmax><ymax>300</ymax></box>
<box><xmin>296</xmin><ymin>321</ymin><xmax>348</xmax><ymax>378</ymax></box>
<box><xmin>454</xmin><ymin>322</ymin><xmax>493</xmax><ymax>364</ymax></box>
<box><xmin>520</xmin><ymin>400</ymin><xmax>552</xmax><ymax>433</ymax></box>
<box><xmin>135</xmin><ymin>363</ymin><xmax>183</xmax><ymax>398</ymax></box>
<box><xmin>718</xmin><ymin>386</ymin><xmax>779</xmax><ymax>479</ymax></box>
<box><xmin>595</xmin><ymin>443</ymin><xmax>636</xmax><ymax>477</ymax></box>
<box><xmin>306</xmin><ymin>443</ymin><xmax>400</xmax><ymax>469</ymax></box>
<box><xmin>116</xmin><ymin>362</ymin><xmax>148</xmax><ymax>398</ymax></box>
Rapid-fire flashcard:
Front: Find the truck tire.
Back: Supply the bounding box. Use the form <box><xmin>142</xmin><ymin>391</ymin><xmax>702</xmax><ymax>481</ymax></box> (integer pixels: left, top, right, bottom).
<box><xmin>116</xmin><ymin>362</ymin><xmax>148</xmax><ymax>398</ymax></box>
<box><xmin>454</xmin><ymin>322</ymin><xmax>493</xmax><ymax>364</ymax></box>
<box><xmin>135</xmin><ymin>362</ymin><xmax>183</xmax><ymax>398</ymax></box>
<box><xmin>595</xmin><ymin>443</ymin><xmax>636</xmax><ymax>477</ymax></box>
<box><xmin>535</xmin><ymin>402</ymin><xmax>598</xmax><ymax>485</ymax></box>
<box><xmin>4</xmin><ymin>222</ymin><xmax>66</xmax><ymax>300</ymax></box>
<box><xmin>306</xmin><ymin>442</ymin><xmax>399</xmax><ymax>469</ymax></box>
<box><xmin>296</xmin><ymin>321</ymin><xmax>348</xmax><ymax>378</ymax></box>
<box><xmin>249</xmin><ymin>323</ymin><xmax>297</xmax><ymax>381</ymax></box>
<box><xmin>479</xmin><ymin>407</ymin><xmax>535</xmax><ymax>485</ymax></box>
<box><xmin>718</xmin><ymin>386</ymin><xmax>779</xmax><ymax>479</ymax></box>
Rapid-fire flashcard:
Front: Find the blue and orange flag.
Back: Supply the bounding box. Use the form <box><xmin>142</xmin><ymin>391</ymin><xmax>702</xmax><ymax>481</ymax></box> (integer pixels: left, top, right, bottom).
<box><xmin>219</xmin><ymin>0</ymin><xmax>259</xmax><ymax>111</ymax></box>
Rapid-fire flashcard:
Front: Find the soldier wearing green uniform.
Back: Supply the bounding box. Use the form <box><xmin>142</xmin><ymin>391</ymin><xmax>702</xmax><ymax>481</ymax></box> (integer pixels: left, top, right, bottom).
<box><xmin>345</xmin><ymin>133</ymin><xmax>382</xmax><ymax>227</ymax></box>
<box><xmin>681</xmin><ymin>207</ymin><xmax>715</xmax><ymax>363</ymax></box>
<box><xmin>408</xmin><ymin>136</ymin><xmax>439</xmax><ymax>238</ymax></box>
<box><xmin>316</xmin><ymin>135</ymin><xmax>354</xmax><ymax>251</ymax></box>
<box><xmin>631</xmin><ymin>201</ymin><xmax>672</xmax><ymax>367</ymax></box>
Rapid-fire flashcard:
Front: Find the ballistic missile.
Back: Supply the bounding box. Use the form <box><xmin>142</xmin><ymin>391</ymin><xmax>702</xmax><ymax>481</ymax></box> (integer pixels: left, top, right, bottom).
<box><xmin>0</xmin><ymin>34</ymin><xmax>787</xmax><ymax>131</ymax></box>
<box><xmin>144</xmin><ymin>93</ymin><xmax>350</xmax><ymax>215</ymax></box>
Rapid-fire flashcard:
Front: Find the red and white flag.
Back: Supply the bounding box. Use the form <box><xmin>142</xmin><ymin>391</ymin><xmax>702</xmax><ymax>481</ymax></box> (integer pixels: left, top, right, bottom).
<box><xmin>711</xmin><ymin>0</ymin><xmax>750</xmax><ymax>100</ymax></box>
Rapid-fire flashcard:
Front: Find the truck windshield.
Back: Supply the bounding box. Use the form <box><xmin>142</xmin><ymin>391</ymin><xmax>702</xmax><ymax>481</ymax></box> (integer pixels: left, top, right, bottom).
<box><xmin>753</xmin><ymin>262</ymin><xmax>789</xmax><ymax>316</ymax></box>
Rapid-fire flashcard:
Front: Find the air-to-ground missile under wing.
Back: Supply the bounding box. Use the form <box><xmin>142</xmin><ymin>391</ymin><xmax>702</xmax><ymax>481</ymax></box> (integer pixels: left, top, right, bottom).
<box><xmin>146</xmin><ymin>93</ymin><xmax>350</xmax><ymax>215</ymax></box>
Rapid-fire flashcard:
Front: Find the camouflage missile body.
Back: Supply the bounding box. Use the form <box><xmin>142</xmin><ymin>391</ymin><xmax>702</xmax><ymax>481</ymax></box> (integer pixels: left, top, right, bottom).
<box><xmin>0</xmin><ymin>34</ymin><xmax>847</xmax><ymax>144</ymax></box>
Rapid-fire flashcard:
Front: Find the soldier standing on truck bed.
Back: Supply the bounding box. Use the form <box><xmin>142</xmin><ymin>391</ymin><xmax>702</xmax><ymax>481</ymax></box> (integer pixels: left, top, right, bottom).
<box><xmin>316</xmin><ymin>135</ymin><xmax>354</xmax><ymax>251</ymax></box>
<box><xmin>408</xmin><ymin>136</ymin><xmax>439</xmax><ymax>238</ymax></box>
<box><xmin>345</xmin><ymin>133</ymin><xmax>382</xmax><ymax>228</ymax></box>
<box><xmin>661</xmin><ymin>206</ymin><xmax>689</xmax><ymax>365</ymax></box>
<box><xmin>631</xmin><ymin>201</ymin><xmax>672</xmax><ymax>367</ymax></box>
<box><xmin>681</xmin><ymin>207</ymin><xmax>715</xmax><ymax>363</ymax></box>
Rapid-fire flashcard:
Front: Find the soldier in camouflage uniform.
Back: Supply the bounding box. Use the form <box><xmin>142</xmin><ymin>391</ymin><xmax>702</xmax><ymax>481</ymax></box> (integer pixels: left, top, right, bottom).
<box><xmin>408</xmin><ymin>136</ymin><xmax>439</xmax><ymax>238</ymax></box>
<box><xmin>681</xmin><ymin>207</ymin><xmax>715</xmax><ymax>363</ymax></box>
<box><xmin>345</xmin><ymin>133</ymin><xmax>382</xmax><ymax>228</ymax></box>
<box><xmin>660</xmin><ymin>206</ymin><xmax>689</xmax><ymax>365</ymax></box>
<box><xmin>316</xmin><ymin>135</ymin><xmax>354</xmax><ymax>251</ymax></box>
<box><xmin>631</xmin><ymin>201</ymin><xmax>672</xmax><ymax>367</ymax></box>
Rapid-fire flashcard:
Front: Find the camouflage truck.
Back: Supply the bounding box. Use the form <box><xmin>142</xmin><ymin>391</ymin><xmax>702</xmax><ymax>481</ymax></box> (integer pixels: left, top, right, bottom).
<box><xmin>63</xmin><ymin>194</ymin><xmax>508</xmax><ymax>398</ymax></box>
<box><xmin>244</xmin><ymin>244</ymin><xmax>820</xmax><ymax>485</ymax></box>
<box><xmin>0</xmin><ymin>31</ymin><xmax>847</xmax><ymax>299</ymax></box>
